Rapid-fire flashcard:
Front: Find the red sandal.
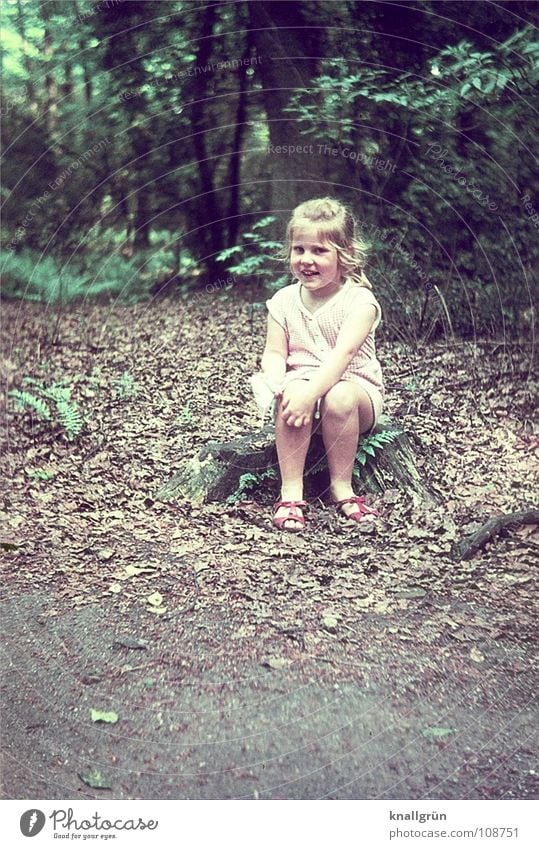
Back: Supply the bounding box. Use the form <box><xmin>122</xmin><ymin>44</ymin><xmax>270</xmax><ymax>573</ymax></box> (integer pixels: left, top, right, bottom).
<box><xmin>334</xmin><ymin>495</ymin><xmax>378</xmax><ymax>523</ymax></box>
<box><xmin>272</xmin><ymin>500</ymin><xmax>307</xmax><ymax>532</ymax></box>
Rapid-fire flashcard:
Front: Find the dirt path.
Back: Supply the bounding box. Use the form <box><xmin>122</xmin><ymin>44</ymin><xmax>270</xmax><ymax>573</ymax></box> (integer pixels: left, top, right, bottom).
<box><xmin>1</xmin><ymin>576</ymin><xmax>536</xmax><ymax>800</ymax></box>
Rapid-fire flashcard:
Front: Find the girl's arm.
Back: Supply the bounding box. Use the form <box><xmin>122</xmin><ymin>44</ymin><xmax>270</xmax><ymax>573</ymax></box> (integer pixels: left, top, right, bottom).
<box><xmin>261</xmin><ymin>314</ymin><xmax>288</xmax><ymax>393</ymax></box>
<box><xmin>280</xmin><ymin>303</ymin><xmax>377</xmax><ymax>426</ymax></box>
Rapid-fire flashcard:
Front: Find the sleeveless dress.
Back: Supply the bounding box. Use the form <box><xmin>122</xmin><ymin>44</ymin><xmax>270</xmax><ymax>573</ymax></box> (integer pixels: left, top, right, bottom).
<box><xmin>265</xmin><ymin>277</ymin><xmax>384</xmax><ymax>427</ymax></box>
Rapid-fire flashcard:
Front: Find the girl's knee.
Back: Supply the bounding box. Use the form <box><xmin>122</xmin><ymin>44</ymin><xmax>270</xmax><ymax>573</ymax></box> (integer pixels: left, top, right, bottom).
<box><xmin>321</xmin><ymin>382</ymin><xmax>359</xmax><ymax>417</ymax></box>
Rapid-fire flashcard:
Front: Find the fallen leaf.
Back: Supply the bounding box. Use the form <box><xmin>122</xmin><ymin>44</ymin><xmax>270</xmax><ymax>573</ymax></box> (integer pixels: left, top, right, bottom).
<box><xmin>470</xmin><ymin>647</ymin><xmax>485</xmax><ymax>663</ymax></box>
<box><xmin>108</xmin><ymin>583</ymin><xmax>122</xmax><ymax>594</ymax></box>
<box><xmin>422</xmin><ymin>726</ymin><xmax>456</xmax><ymax>740</ymax></box>
<box><xmin>264</xmin><ymin>657</ymin><xmax>289</xmax><ymax>670</ymax></box>
<box><xmin>124</xmin><ymin>564</ymin><xmax>157</xmax><ymax>577</ymax></box>
<box><xmin>108</xmin><ymin>510</ymin><xmax>125</xmax><ymax>520</ymax></box>
<box><xmin>355</xmin><ymin>595</ymin><xmax>375</xmax><ymax>608</ymax></box>
<box><xmin>394</xmin><ymin>586</ymin><xmax>427</xmax><ymax>599</ymax></box>
<box><xmin>113</xmin><ymin>636</ymin><xmax>148</xmax><ymax>650</ymax></box>
<box><xmin>147</xmin><ymin>591</ymin><xmax>163</xmax><ymax>607</ymax></box>
<box><xmin>97</xmin><ymin>548</ymin><xmax>115</xmax><ymax>561</ymax></box>
<box><xmin>90</xmin><ymin>709</ymin><xmax>118</xmax><ymax>724</ymax></box>
<box><xmin>78</xmin><ymin>769</ymin><xmax>112</xmax><ymax>789</ymax></box>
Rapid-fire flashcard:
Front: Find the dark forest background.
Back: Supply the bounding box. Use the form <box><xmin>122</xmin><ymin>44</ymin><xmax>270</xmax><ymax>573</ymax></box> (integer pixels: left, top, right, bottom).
<box><xmin>1</xmin><ymin>0</ymin><xmax>538</xmax><ymax>340</ymax></box>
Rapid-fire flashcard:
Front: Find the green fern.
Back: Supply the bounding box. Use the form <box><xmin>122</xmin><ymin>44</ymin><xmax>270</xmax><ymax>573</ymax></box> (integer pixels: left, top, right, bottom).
<box><xmin>113</xmin><ymin>371</ymin><xmax>137</xmax><ymax>399</ymax></box>
<box><xmin>9</xmin><ymin>390</ymin><xmax>52</xmax><ymax>422</ymax></box>
<box><xmin>55</xmin><ymin>396</ymin><xmax>84</xmax><ymax>439</ymax></box>
<box><xmin>215</xmin><ymin>215</ymin><xmax>285</xmax><ymax>284</ymax></box>
<box><xmin>354</xmin><ymin>429</ymin><xmax>401</xmax><ymax>468</ymax></box>
<box><xmin>10</xmin><ymin>378</ymin><xmax>84</xmax><ymax>440</ymax></box>
<box><xmin>226</xmin><ymin>467</ymin><xmax>278</xmax><ymax>504</ymax></box>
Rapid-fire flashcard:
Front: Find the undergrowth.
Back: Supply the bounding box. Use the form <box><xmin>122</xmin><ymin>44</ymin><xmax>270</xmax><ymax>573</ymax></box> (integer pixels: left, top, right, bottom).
<box><xmin>9</xmin><ymin>377</ymin><xmax>84</xmax><ymax>440</ymax></box>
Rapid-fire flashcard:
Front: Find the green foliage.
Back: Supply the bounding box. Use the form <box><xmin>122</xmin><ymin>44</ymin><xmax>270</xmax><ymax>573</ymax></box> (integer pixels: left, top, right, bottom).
<box><xmin>226</xmin><ymin>468</ymin><xmax>278</xmax><ymax>504</ymax></box>
<box><xmin>0</xmin><ymin>0</ymin><xmax>536</xmax><ymax>337</ymax></box>
<box><xmin>1</xmin><ymin>248</ymin><xmax>165</xmax><ymax>304</ymax></box>
<box><xmin>113</xmin><ymin>371</ymin><xmax>138</xmax><ymax>399</ymax></box>
<box><xmin>216</xmin><ymin>216</ymin><xmax>288</xmax><ymax>290</ymax></box>
<box><xmin>175</xmin><ymin>402</ymin><xmax>196</xmax><ymax>429</ymax></box>
<box><xmin>354</xmin><ymin>429</ymin><xmax>401</xmax><ymax>471</ymax></box>
<box><xmin>9</xmin><ymin>378</ymin><xmax>84</xmax><ymax>440</ymax></box>
<box><xmin>9</xmin><ymin>390</ymin><xmax>52</xmax><ymax>422</ymax></box>
<box><xmin>282</xmin><ymin>26</ymin><xmax>538</xmax><ymax>337</ymax></box>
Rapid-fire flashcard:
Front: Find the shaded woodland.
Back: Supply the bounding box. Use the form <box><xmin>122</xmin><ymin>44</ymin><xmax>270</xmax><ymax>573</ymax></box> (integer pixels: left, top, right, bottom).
<box><xmin>1</xmin><ymin>0</ymin><xmax>537</xmax><ymax>341</ymax></box>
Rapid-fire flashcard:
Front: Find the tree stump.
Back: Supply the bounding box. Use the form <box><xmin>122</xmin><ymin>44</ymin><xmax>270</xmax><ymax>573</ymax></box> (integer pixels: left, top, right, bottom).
<box><xmin>156</xmin><ymin>415</ymin><xmax>442</xmax><ymax>506</ymax></box>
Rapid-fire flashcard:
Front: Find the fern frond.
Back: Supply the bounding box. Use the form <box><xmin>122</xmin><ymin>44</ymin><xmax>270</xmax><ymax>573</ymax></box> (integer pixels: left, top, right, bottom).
<box><xmin>10</xmin><ymin>379</ymin><xmax>83</xmax><ymax>439</ymax></box>
<box><xmin>362</xmin><ymin>429</ymin><xmax>401</xmax><ymax>451</ymax></box>
<box><xmin>249</xmin><ymin>215</ymin><xmax>277</xmax><ymax>232</ymax></box>
<box><xmin>215</xmin><ymin>245</ymin><xmax>243</xmax><ymax>261</ymax></box>
<box><xmin>55</xmin><ymin>397</ymin><xmax>83</xmax><ymax>439</ymax></box>
<box><xmin>9</xmin><ymin>390</ymin><xmax>52</xmax><ymax>421</ymax></box>
<box><xmin>42</xmin><ymin>383</ymin><xmax>71</xmax><ymax>404</ymax></box>
<box><xmin>226</xmin><ymin>467</ymin><xmax>277</xmax><ymax>504</ymax></box>
<box><xmin>355</xmin><ymin>450</ymin><xmax>368</xmax><ymax>467</ymax></box>
<box><xmin>353</xmin><ymin>428</ymin><xmax>401</xmax><ymax>470</ymax></box>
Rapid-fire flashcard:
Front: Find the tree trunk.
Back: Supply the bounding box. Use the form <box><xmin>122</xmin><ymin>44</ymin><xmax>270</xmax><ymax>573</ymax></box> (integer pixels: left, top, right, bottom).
<box><xmin>15</xmin><ymin>0</ymin><xmax>38</xmax><ymax>114</ymax></box>
<box><xmin>156</xmin><ymin>416</ymin><xmax>441</xmax><ymax>506</ymax></box>
<box><xmin>78</xmin><ymin>37</ymin><xmax>93</xmax><ymax>105</ymax></box>
<box><xmin>187</xmin><ymin>4</ymin><xmax>225</xmax><ymax>266</ymax></box>
<box><xmin>247</xmin><ymin>1</ymin><xmax>330</xmax><ymax>232</ymax></box>
<box><xmin>226</xmin><ymin>49</ymin><xmax>251</xmax><ymax>247</ymax></box>
<box><xmin>40</xmin><ymin>0</ymin><xmax>60</xmax><ymax>151</ymax></box>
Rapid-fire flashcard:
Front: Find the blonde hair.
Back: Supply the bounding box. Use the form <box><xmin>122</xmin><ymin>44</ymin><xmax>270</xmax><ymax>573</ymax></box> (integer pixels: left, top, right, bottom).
<box><xmin>282</xmin><ymin>197</ymin><xmax>372</xmax><ymax>288</ymax></box>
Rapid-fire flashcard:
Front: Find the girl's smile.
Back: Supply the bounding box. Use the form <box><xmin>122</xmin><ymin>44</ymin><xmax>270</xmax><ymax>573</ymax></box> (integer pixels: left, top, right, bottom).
<box><xmin>290</xmin><ymin>221</ymin><xmax>344</xmax><ymax>298</ymax></box>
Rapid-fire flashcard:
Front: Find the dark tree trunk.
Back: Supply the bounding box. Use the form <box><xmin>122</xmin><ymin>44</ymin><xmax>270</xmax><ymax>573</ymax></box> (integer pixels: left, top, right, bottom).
<box><xmin>247</xmin><ymin>1</ymin><xmax>330</xmax><ymax>231</ymax></box>
<box><xmin>79</xmin><ymin>39</ymin><xmax>93</xmax><ymax>105</ymax></box>
<box><xmin>188</xmin><ymin>4</ymin><xmax>225</xmax><ymax>267</ymax></box>
<box><xmin>226</xmin><ymin>50</ymin><xmax>251</xmax><ymax>247</ymax></box>
<box><xmin>132</xmin><ymin>128</ymin><xmax>153</xmax><ymax>250</ymax></box>
<box><xmin>40</xmin><ymin>0</ymin><xmax>60</xmax><ymax>151</ymax></box>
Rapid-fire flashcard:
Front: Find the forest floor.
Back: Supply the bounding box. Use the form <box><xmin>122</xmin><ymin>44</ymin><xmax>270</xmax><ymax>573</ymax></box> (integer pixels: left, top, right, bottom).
<box><xmin>1</xmin><ymin>289</ymin><xmax>537</xmax><ymax>800</ymax></box>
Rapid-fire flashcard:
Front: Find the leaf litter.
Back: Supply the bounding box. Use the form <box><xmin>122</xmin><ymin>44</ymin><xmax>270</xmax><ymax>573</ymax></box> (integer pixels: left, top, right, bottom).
<box><xmin>1</xmin><ymin>296</ymin><xmax>536</xmax><ymax>676</ymax></box>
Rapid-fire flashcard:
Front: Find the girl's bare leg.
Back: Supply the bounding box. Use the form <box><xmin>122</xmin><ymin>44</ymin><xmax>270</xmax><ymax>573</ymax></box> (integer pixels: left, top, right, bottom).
<box><xmin>274</xmin><ymin>384</ymin><xmax>315</xmax><ymax>530</ymax></box>
<box><xmin>320</xmin><ymin>382</ymin><xmax>374</xmax><ymax>517</ymax></box>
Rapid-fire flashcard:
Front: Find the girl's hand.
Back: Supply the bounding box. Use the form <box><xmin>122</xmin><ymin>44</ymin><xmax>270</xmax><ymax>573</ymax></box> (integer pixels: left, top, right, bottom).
<box><xmin>280</xmin><ymin>383</ymin><xmax>317</xmax><ymax>428</ymax></box>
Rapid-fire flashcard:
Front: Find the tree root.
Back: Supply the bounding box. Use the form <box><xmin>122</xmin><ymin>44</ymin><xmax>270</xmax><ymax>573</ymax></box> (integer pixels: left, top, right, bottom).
<box><xmin>454</xmin><ymin>508</ymin><xmax>539</xmax><ymax>561</ymax></box>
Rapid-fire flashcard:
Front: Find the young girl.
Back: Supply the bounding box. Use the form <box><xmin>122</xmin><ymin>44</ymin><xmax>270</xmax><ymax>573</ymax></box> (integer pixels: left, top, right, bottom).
<box><xmin>256</xmin><ymin>197</ymin><xmax>384</xmax><ymax>531</ymax></box>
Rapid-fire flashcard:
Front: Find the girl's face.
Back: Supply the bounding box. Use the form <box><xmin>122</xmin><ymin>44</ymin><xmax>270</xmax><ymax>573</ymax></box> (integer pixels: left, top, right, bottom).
<box><xmin>290</xmin><ymin>220</ymin><xmax>345</xmax><ymax>296</ymax></box>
